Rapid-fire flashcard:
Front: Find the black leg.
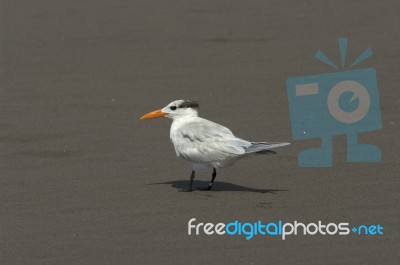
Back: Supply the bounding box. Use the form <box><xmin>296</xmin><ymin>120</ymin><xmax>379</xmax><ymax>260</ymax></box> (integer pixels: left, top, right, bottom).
<box><xmin>208</xmin><ymin>168</ymin><xmax>217</xmax><ymax>190</ymax></box>
<box><xmin>200</xmin><ymin>167</ymin><xmax>217</xmax><ymax>191</ymax></box>
<box><xmin>187</xmin><ymin>170</ymin><xmax>195</xmax><ymax>192</ymax></box>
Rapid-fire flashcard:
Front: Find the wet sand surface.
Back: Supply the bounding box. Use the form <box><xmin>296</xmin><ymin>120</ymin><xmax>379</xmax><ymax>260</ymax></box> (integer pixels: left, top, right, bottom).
<box><xmin>1</xmin><ymin>0</ymin><xmax>400</xmax><ymax>264</ymax></box>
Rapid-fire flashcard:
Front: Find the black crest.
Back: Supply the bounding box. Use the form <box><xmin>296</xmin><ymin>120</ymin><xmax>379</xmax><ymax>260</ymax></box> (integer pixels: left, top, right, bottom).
<box><xmin>178</xmin><ymin>100</ymin><xmax>200</xmax><ymax>110</ymax></box>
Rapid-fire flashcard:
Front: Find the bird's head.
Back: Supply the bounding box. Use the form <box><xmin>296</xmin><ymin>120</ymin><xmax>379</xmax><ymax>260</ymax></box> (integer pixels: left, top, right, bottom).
<box><xmin>140</xmin><ymin>100</ymin><xmax>199</xmax><ymax>120</ymax></box>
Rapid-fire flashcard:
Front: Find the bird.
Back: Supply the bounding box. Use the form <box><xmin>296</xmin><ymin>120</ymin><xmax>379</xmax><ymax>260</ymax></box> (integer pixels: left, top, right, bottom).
<box><xmin>140</xmin><ymin>100</ymin><xmax>290</xmax><ymax>192</ymax></box>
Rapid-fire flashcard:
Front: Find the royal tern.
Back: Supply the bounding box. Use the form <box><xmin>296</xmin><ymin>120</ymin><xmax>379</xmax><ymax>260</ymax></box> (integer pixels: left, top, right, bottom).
<box><xmin>140</xmin><ymin>100</ymin><xmax>290</xmax><ymax>191</ymax></box>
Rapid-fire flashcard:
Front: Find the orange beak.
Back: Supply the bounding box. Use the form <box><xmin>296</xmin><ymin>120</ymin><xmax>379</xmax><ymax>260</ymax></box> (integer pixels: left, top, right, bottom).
<box><xmin>140</xmin><ymin>109</ymin><xmax>166</xmax><ymax>120</ymax></box>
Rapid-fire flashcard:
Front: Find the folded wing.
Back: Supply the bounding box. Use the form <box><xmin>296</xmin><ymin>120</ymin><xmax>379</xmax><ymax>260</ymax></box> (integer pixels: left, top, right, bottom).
<box><xmin>171</xmin><ymin>118</ymin><xmax>251</xmax><ymax>165</ymax></box>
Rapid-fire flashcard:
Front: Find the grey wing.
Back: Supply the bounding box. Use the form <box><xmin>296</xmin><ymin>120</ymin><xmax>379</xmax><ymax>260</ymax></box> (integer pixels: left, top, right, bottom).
<box><xmin>172</xmin><ymin>118</ymin><xmax>251</xmax><ymax>164</ymax></box>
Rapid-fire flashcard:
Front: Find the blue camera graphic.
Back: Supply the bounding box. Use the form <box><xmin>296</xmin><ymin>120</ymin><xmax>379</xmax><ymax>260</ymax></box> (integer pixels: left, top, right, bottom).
<box><xmin>286</xmin><ymin>38</ymin><xmax>382</xmax><ymax>167</ymax></box>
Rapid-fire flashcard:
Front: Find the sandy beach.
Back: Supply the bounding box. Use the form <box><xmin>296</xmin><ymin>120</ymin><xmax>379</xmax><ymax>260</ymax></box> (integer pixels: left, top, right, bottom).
<box><xmin>2</xmin><ymin>0</ymin><xmax>399</xmax><ymax>264</ymax></box>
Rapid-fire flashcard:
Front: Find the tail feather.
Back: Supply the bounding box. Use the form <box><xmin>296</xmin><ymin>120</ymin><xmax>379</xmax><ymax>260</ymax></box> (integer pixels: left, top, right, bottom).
<box><xmin>245</xmin><ymin>142</ymin><xmax>290</xmax><ymax>154</ymax></box>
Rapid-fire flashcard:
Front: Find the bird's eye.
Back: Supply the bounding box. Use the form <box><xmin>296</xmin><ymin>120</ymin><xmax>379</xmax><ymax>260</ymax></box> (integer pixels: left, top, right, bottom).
<box><xmin>170</xmin><ymin>106</ymin><xmax>177</xmax><ymax>110</ymax></box>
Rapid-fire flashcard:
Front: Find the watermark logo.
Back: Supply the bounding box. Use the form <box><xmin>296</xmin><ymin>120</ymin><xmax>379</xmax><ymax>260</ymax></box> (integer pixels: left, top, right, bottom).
<box><xmin>188</xmin><ymin>218</ymin><xmax>384</xmax><ymax>240</ymax></box>
<box><xmin>286</xmin><ymin>38</ymin><xmax>382</xmax><ymax>167</ymax></box>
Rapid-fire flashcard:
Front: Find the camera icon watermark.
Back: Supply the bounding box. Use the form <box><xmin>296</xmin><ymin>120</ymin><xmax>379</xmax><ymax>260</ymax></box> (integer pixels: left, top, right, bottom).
<box><xmin>286</xmin><ymin>38</ymin><xmax>382</xmax><ymax>167</ymax></box>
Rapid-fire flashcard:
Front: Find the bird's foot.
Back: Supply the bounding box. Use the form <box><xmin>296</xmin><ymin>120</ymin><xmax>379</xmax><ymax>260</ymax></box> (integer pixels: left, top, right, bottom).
<box><xmin>198</xmin><ymin>185</ymin><xmax>212</xmax><ymax>191</ymax></box>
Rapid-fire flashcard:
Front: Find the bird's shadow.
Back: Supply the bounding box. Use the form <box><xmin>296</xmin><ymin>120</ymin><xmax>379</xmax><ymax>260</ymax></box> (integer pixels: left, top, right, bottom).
<box><xmin>150</xmin><ymin>180</ymin><xmax>288</xmax><ymax>194</ymax></box>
